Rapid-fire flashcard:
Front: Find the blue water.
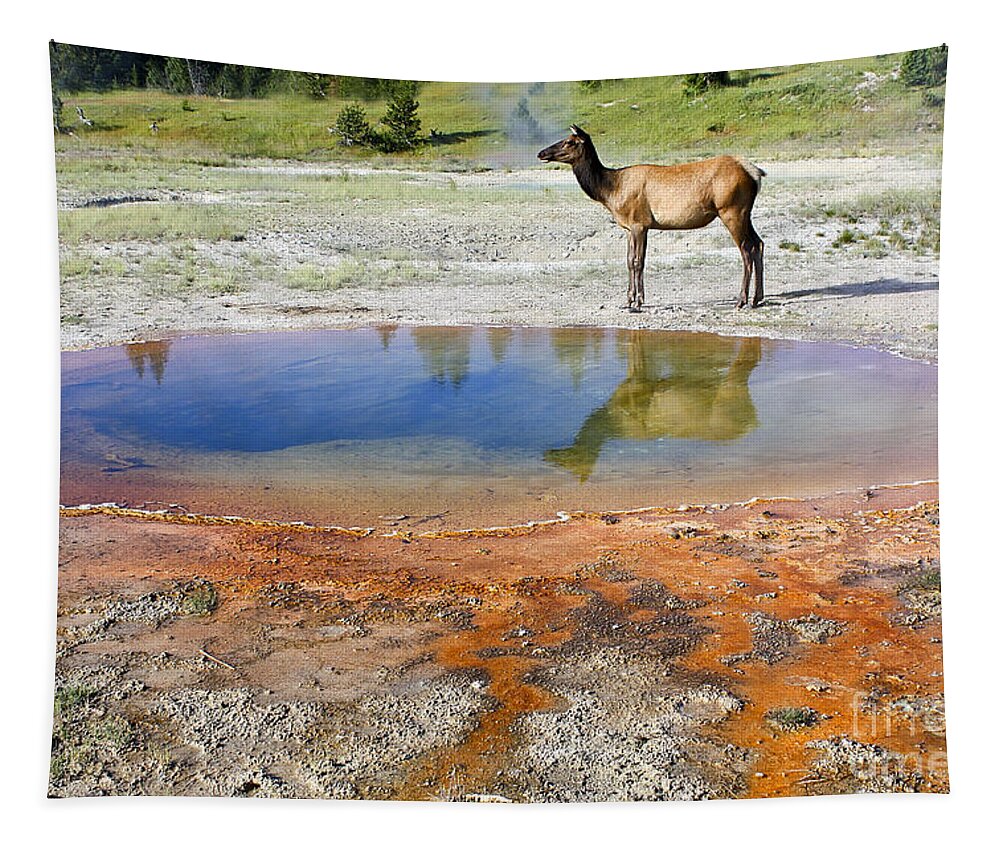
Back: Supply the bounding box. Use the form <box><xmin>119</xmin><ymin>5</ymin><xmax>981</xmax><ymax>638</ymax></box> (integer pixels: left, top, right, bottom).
<box><xmin>60</xmin><ymin>327</ymin><xmax>937</xmax><ymax>522</ymax></box>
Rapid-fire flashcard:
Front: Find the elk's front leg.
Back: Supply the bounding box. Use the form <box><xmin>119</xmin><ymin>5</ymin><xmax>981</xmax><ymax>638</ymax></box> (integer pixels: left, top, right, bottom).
<box><xmin>626</xmin><ymin>230</ymin><xmax>638</xmax><ymax>311</ymax></box>
<box><xmin>632</xmin><ymin>226</ymin><xmax>648</xmax><ymax>309</ymax></box>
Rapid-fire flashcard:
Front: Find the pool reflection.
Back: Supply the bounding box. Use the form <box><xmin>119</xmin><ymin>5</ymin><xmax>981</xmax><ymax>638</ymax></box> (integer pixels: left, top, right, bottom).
<box><xmin>545</xmin><ymin>334</ymin><xmax>762</xmax><ymax>481</ymax></box>
<box><xmin>62</xmin><ymin>326</ymin><xmax>934</xmax><ymax>509</ymax></box>
<box><xmin>124</xmin><ymin>340</ymin><xmax>172</xmax><ymax>384</ymax></box>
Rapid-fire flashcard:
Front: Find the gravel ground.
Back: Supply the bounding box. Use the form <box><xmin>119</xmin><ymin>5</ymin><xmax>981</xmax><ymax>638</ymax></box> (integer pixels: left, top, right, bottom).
<box><xmin>58</xmin><ymin>156</ymin><xmax>940</xmax><ymax>361</ymax></box>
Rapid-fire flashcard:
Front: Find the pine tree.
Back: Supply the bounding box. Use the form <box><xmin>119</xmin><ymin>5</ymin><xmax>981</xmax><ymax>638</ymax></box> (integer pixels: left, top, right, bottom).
<box><xmin>292</xmin><ymin>72</ymin><xmax>334</xmax><ymax>99</ymax></box>
<box><xmin>683</xmin><ymin>71</ymin><xmax>731</xmax><ymax>97</ymax></box>
<box><xmin>164</xmin><ymin>57</ymin><xmax>192</xmax><ymax>93</ymax></box>
<box><xmin>381</xmin><ymin>81</ymin><xmax>421</xmax><ymax>150</ymax></box>
<box><xmin>900</xmin><ymin>46</ymin><xmax>948</xmax><ymax>88</ymax></box>
<box><xmin>334</xmin><ymin>103</ymin><xmax>371</xmax><ymax>146</ymax></box>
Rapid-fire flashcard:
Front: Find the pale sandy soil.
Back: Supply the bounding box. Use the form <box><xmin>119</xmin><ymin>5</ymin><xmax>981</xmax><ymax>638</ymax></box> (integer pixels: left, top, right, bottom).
<box><xmin>58</xmin><ymin>156</ymin><xmax>940</xmax><ymax>361</ymax></box>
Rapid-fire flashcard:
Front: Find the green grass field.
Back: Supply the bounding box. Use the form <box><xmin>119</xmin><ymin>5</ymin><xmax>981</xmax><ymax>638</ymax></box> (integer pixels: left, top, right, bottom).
<box><xmin>55</xmin><ymin>51</ymin><xmax>944</xmax><ymax>168</ymax></box>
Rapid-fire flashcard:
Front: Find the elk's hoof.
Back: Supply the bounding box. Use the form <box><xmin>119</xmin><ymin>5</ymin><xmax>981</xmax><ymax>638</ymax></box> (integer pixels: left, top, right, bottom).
<box><xmin>628</xmin><ymin>306</ymin><xmax>641</xmax><ymax>313</ymax></box>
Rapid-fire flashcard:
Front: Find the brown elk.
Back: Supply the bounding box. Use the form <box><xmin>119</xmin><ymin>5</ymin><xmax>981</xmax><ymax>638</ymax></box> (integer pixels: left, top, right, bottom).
<box><xmin>538</xmin><ymin>125</ymin><xmax>765</xmax><ymax>311</ymax></box>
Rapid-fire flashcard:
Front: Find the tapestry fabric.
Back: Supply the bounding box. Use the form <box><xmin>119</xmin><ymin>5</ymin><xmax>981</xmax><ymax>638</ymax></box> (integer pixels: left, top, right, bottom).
<box><xmin>50</xmin><ymin>42</ymin><xmax>946</xmax><ymax>801</ymax></box>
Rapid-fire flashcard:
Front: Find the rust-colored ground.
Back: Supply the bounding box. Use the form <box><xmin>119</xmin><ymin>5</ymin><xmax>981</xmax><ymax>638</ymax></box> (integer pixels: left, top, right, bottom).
<box><xmin>52</xmin><ymin>483</ymin><xmax>946</xmax><ymax>800</ymax></box>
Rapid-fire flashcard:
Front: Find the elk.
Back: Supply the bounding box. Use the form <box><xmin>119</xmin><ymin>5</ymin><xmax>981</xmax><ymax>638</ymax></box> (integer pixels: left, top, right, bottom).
<box><xmin>538</xmin><ymin>125</ymin><xmax>765</xmax><ymax>311</ymax></box>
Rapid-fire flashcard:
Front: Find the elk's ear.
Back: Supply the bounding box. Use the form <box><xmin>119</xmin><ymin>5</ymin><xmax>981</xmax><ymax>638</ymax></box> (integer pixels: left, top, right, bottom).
<box><xmin>570</xmin><ymin>124</ymin><xmax>589</xmax><ymax>139</ymax></box>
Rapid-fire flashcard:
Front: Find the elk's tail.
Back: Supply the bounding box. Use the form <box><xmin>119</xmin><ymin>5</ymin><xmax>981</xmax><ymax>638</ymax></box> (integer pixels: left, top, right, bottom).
<box><xmin>737</xmin><ymin>158</ymin><xmax>766</xmax><ymax>188</ymax></box>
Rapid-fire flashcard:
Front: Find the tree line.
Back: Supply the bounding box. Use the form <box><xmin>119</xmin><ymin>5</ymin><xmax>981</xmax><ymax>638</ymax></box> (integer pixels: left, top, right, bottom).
<box><xmin>50</xmin><ymin>42</ymin><xmax>423</xmax><ymax>150</ymax></box>
<box><xmin>49</xmin><ymin>41</ymin><xmax>411</xmax><ymax>101</ymax></box>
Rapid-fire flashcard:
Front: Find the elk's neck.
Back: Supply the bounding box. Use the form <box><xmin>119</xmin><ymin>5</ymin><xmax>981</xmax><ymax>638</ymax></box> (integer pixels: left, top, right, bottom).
<box><xmin>572</xmin><ymin>147</ymin><xmax>615</xmax><ymax>203</ymax></box>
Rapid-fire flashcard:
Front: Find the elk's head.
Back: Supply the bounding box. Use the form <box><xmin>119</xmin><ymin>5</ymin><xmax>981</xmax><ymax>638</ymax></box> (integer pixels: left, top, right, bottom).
<box><xmin>538</xmin><ymin>125</ymin><xmax>591</xmax><ymax>164</ymax></box>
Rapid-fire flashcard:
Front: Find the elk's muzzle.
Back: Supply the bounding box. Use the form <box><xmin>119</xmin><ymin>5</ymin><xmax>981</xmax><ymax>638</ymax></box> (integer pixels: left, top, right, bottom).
<box><xmin>537</xmin><ymin>142</ymin><xmax>560</xmax><ymax>162</ymax></box>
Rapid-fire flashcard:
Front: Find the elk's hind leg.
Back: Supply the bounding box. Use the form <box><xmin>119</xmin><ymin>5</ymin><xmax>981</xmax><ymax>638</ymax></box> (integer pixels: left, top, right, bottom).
<box><xmin>750</xmin><ymin>236</ymin><xmax>764</xmax><ymax>307</ymax></box>
<box><xmin>737</xmin><ymin>244</ymin><xmax>753</xmax><ymax>309</ymax></box>
<box><xmin>720</xmin><ymin>208</ymin><xmax>758</xmax><ymax>309</ymax></box>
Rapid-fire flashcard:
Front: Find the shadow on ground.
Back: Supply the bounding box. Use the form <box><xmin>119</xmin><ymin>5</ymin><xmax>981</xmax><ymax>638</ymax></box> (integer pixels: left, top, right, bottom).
<box><xmin>774</xmin><ymin>278</ymin><xmax>939</xmax><ymax>302</ymax></box>
<box><xmin>427</xmin><ymin>129</ymin><xmax>500</xmax><ymax>147</ymax></box>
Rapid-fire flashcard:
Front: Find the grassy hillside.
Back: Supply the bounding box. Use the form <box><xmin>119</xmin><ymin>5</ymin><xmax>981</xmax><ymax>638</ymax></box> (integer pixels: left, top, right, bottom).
<box><xmin>54</xmin><ymin>50</ymin><xmax>944</xmax><ymax>167</ymax></box>
<box><xmin>561</xmin><ymin>53</ymin><xmax>944</xmax><ymax>162</ymax></box>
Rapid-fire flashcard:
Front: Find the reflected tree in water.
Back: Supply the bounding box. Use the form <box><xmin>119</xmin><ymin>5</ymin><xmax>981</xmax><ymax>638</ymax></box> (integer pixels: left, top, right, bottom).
<box><xmin>546</xmin><ymin>332</ymin><xmax>763</xmax><ymax>481</ymax></box>
<box><xmin>411</xmin><ymin>327</ymin><xmax>474</xmax><ymax>387</ymax></box>
<box><xmin>377</xmin><ymin>325</ymin><xmax>398</xmax><ymax>350</ymax></box>
<box><xmin>487</xmin><ymin>327</ymin><xmax>514</xmax><ymax>365</ymax></box>
<box><xmin>550</xmin><ymin>328</ymin><xmax>605</xmax><ymax>391</ymax></box>
<box><xmin>124</xmin><ymin>340</ymin><xmax>172</xmax><ymax>384</ymax></box>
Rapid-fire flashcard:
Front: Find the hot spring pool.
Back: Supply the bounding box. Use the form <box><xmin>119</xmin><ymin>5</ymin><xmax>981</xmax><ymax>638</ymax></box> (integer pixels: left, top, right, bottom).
<box><xmin>60</xmin><ymin>326</ymin><xmax>937</xmax><ymax>527</ymax></box>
